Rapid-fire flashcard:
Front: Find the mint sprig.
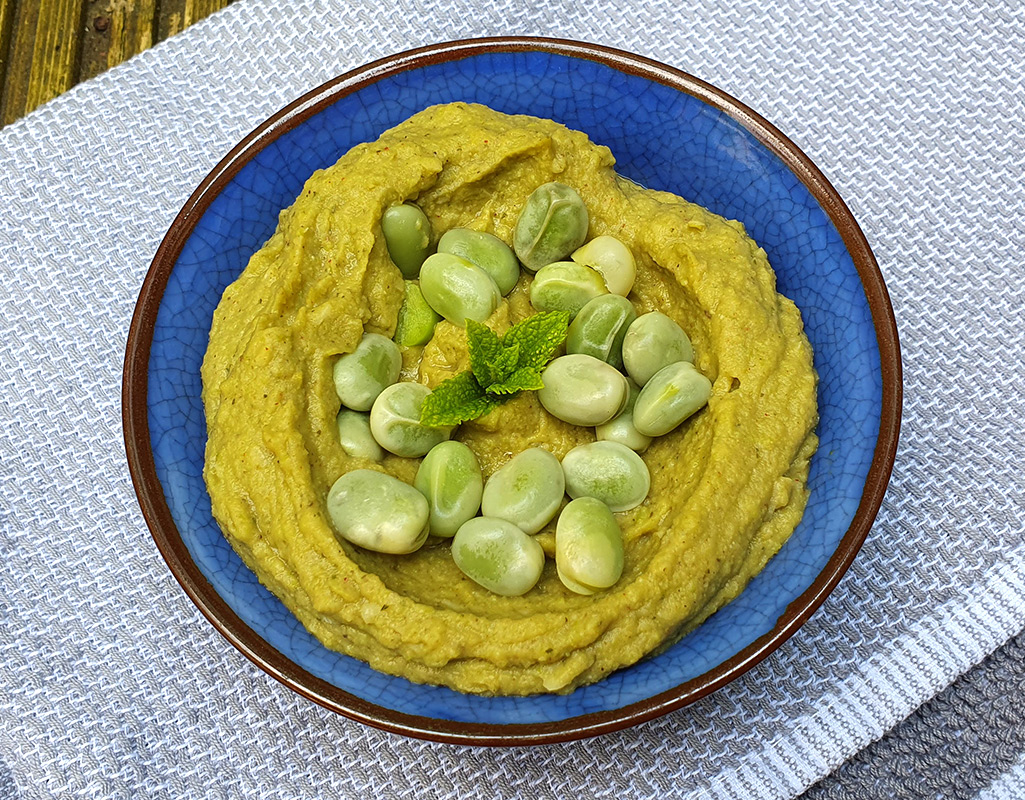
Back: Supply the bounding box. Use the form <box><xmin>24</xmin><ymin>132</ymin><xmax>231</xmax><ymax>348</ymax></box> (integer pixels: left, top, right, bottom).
<box><xmin>419</xmin><ymin>311</ymin><xmax>570</xmax><ymax>427</ymax></box>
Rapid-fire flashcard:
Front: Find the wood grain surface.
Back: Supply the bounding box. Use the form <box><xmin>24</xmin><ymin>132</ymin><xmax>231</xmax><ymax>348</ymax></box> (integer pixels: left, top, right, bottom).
<box><xmin>0</xmin><ymin>0</ymin><xmax>234</xmax><ymax>126</ymax></box>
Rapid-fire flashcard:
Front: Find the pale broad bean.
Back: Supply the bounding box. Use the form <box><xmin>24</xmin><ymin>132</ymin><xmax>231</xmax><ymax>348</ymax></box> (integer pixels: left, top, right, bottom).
<box><xmin>595</xmin><ymin>378</ymin><xmax>652</xmax><ymax>453</ymax></box>
<box><xmin>556</xmin><ymin>496</ymin><xmax>624</xmax><ymax>595</ymax></box>
<box><xmin>570</xmin><ymin>235</ymin><xmax>636</xmax><ymax>296</ymax></box>
<box><xmin>394</xmin><ymin>281</ymin><xmax>441</xmax><ymax>347</ymax></box>
<box><xmin>381</xmin><ymin>203</ymin><xmax>432</xmax><ymax>279</ymax></box>
<box><xmin>632</xmin><ymin>361</ymin><xmax>712</xmax><ymax>437</ymax></box>
<box><xmin>513</xmin><ymin>182</ymin><xmax>589</xmax><ymax>272</ymax></box>
<box><xmin>326</xmin><ymin>469</ymin><xmax>429</xmax><ymax>554</ymax></box>
<box><xmin>419</xmin><ymin>253</ymin><xmax>501</xmax><ymax>326</ymax></box>
<box><xmin>622</xmin><ymin>311</ymin><xmax>695</xmax><ymax>386</ymax></box>
<box><xmin>537</xmin><ymin>354</ymin><xmax>629</xmax><ymax>427</ymax></box>
<box><xmin>438</xmin><ymin>228</ymin><xmax>520</xmax><ymax>296</ymax></box>
<box><xmin>529</xmin><ymin>262</ymin><xmax>608</xmax><ymax>318</ymax></box>
<box><xmin>333</xmin><ymin>333</ymin><xmax>401</xmax><ymax>412</ymax></box>
<box><xmin>414</xmin><ymin>441</ymin><xmax>484</xmax><ymax>538</ymax></box>
<box><xmin>336</xmin><ymin>410</ymin><xmax>384</xmax><ymax>461</ymax></box>
<box><xmin>451</xmin><ymin>517</ymin><xmax>546</xmax><ymax>596</ymax></box>
<box><xmin>561</xmin><ymin>440</ymin><xmax>650</xmax><ymax>512</ymax></box>
<box><xmin>480</xmin><ymin>447</ymin><xmax>565</xmax><ymax>535</ymax></box>
<box><xmin>369</xmin><ymin>382</ymin><xmax>451</xmax><ymax>458</ymax></box>
<box><xmin>565</xmin><ymin>294</ymin><xmax>637</xmax><ymax>369</ymax></box>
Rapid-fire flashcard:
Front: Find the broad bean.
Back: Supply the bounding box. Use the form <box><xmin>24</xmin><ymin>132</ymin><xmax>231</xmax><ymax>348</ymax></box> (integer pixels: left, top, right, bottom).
<box><xmin>537</xmin><ymin>354</ymin><xmax>629</xmax><ymax>427</ymax></box>
<box><xmin>480</xmin><ymin>447</ymin><xmax>565</xmax><ymax>534</ymax></box>
<box><xmin>561</xmin><ymin>440</ymin><xmax>650</xmax><ymax>512</ymax></box>
<box><xmin>565</xmin><ymin>294</ymin><xmax>637</xmax><ymax>368</ymax></box>
<box><xmin>414</xmin><ymin>441</ymin><xmax>484</xmax><ymax>538</ymax></box>
<box><xmin>336</xmin><ymin>410</ymin><xmax>384</xmax><ymax>461</ymax></box>
<box><xmin>621</xmin><ymin>311</ymin><xmax>695</xmax><ymax>386</ymax></box>
<box><xmin>333</xmin><ymin>333</ymin><xmax>401</xmax><ymax>412</ymax></box>
<box><xmin>370</xmin><ymin>382</ymin><xmax>451</xmax><ymax>458</ymax></box>
<box><xmin>632</xmin><ymin>361</ymin><xmax>712</xmax><ymax>437</ymax></box>
<box><xmin>513</xmin><ymin>182</ymin><xmax>589</xmax><ymax>272</ymax></box>
<box><xmin>381</xmin><ymin>203</ymin><xmax>432</xmax><ymax>279</ymax></box>
<box><xmin>326</xmin><ymin>469</ymin><xmax>429</xmax><ymax>554</ymax></box>
<box><xmin>419</xmin><ymin>253</ymin><xmax>501</xmax><ymax>326</ymax></box>
<box><xmin>529</xmin><ymin>261</ymin><xmax>608</xmax><ymax>319</ymax></box>
<box><xmin>394</xmin><ymin>281</ymin><xmax>441</xmax><ymax>347</ymax></box>
<box><xmin>556</xmin><ymin>497</ymin><xmax>624</xmax><ymax>595</ymax></box>
<box><xmin>451</xmin><ymin>517</ymin><xmax>546</xmax><ymax>596</ymax></box>
<box><xmin>438</xmin><ymin>228</ymin><xmax>520</xmax><ymax>296</ymax></box>
<box><xmin>595</xmin><ymin>378</ymin><xmax>652</xmax><ymax>453</ymax></box>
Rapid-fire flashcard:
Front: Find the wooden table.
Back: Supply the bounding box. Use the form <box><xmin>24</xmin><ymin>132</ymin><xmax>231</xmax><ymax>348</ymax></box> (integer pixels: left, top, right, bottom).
<box><xmin>0</xmin><ymin>0</ymin><xmax>234</xmax><ymax>126</ymax></box>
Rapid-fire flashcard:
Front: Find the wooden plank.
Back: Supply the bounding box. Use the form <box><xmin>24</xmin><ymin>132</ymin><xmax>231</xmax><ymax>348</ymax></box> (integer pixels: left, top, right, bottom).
<box><xmin>1</xmin><ymin>0</ymin><xmax>84</xmax><ymax>126</ymax></box>
<box><xmin>158</xmin><ymin>0</ymin><xmax>232</xmax><ymax>42</ymax></box>
<box><xmin>105</xmin><ymin>0</ymin><xmax>156</xmax><ymax>71</ymax></box>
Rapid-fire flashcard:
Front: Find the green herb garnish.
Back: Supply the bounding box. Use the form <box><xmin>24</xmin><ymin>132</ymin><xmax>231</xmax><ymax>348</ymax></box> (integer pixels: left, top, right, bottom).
<box><xmin>420</xmin><ymin>311</ymin><xmax>570</xmax><ymax>427</ymax></box>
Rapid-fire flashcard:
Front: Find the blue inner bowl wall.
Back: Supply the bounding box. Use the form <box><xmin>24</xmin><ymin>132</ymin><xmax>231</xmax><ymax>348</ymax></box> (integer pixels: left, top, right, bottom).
<box><xmin>147</xmin><ymin>50</ymin><xmax>882</xmax><ymax>724</ymax></box>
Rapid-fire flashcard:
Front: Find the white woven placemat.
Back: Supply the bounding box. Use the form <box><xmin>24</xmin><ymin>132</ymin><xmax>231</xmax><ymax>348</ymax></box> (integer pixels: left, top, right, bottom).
<box><xmin>2</xmin><ymin>1</ymin><xmax>1023</xmax><ymax>797</ymax></box>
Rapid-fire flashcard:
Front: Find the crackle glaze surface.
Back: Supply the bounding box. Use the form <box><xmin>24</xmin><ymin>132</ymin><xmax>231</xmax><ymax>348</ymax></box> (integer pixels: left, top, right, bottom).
<box><xmin>146</xmin><ymin>48</ymin><xmax>881</xmax><ymax>726</ymax></box>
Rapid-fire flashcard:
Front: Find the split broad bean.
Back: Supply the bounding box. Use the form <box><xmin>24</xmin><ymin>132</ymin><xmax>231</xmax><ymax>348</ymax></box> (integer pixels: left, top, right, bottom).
<box><xmin>595</xmin><ymin>378</ymin><xmax>652</xmax><ymax>453</ymax></box>
<box><xmin>571</xmin><ymin>235</ymin><xmax>636</xmax><ymax>296</ymax></box>
<box><xmin>336</xmin><ymin>410</ymin><xmax>384</xmax><ymax>461</ymax></box>
<box><xmin>394</xmin><ymin>281</ymin><xmax>441</xmax><ymax>347</ymax></box>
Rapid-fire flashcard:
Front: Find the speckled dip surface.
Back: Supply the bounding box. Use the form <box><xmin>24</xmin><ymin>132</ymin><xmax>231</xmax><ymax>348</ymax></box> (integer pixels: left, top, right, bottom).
<box><xmin>143</xmin><ymin>46</ymin><xmax>881</xmax><ymax>729</ymax></box>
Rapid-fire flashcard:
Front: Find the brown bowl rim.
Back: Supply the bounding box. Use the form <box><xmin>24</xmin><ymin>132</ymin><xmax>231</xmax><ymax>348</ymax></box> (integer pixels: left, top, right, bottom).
<box><xmin>122</xmin><ymin>36</ymin><xmax>902</xmax><ymax>746</ymax></box>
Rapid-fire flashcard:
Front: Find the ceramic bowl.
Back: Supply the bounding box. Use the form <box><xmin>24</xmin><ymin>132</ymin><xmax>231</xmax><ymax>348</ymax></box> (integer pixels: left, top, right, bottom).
<box><xmin>123</xmin><ymin>38</ymin><xmax>901</xmax><ymax>745</ymax></box>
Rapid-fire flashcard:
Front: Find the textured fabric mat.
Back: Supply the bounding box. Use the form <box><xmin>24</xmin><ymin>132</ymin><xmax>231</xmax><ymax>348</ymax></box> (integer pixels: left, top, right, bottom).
<box><xmin>2</xmin><ymin>1</ymin><xmax>1024</xmax><ymax>798</ymax></box>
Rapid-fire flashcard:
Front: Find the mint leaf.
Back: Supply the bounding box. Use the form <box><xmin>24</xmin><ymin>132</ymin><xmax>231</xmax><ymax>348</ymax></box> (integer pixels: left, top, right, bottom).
<box><xmin>487</xmin><ymin>366</ymin><xmax>545</xmax><ymax>396</ymax></box>
<box><xmin>419</xmin><ymin>372</ymin><xmax>500</xmax><ymax>427</ymax></box>
<box><xmin>465</xmin><ymin>320</ymin><xmax>506</xmax><ymax>386</ymax></box>
<box><xmin>502</xmin><ymin>310</ymin><xmax>571</xmax><ymax>371</ymax></box>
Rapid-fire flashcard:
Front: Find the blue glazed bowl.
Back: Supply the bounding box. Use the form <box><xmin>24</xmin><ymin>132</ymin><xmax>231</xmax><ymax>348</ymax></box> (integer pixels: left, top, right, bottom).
<box><xmin>123</xmin><ymin>38</ymin><xmax>901</xmax><ymax>745</ymax></box>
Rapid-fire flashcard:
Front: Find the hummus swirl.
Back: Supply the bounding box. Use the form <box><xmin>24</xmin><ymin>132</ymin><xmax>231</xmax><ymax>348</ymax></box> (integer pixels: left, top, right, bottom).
<box><xmin>202</xmin><ymin>103</ymin><xmax>818</xmax><ymax>695</ymax></box>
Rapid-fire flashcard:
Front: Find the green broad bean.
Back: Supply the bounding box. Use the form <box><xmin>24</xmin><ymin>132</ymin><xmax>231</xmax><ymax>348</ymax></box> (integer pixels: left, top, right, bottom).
<box><xmin>369</xmin><ymin>382</ymin><xmax>451</xmax><ymax>458</ymax></box>
<box><xmin>621</xmin><ymin>311</ymin><xmax>696</xmax><ymax>386</ymax></box>
<box><xmin>513</xmin><ymin>182</ymin><xmax>589</xmax><ymax>272</ymax></box>
<box><xmin>537</xmin><ymin>354</ymin><xmax>629</xmax><ymax>427</ymax></box>
<box><xmin>413</xmin><ymin>441</ymin><xmax>484</xmax><ymax>538</ymax></box>
<box><xmin>595</xmin><ymin>378</ymin><xmax>652</xmax><ymax>453</ymax></box>
<box><xmin>565</xmin><ymin>294</ymin><xmax>637</xmax><ymax>369</ymax></box>
<box><xmin>632</xmin><ymin>361</ymin><xmax>712</xmax><ymax>437</ymax></box>
<box><xmin>419</xmin><ymin>253</ymin><xmax>501</xmax><ymax>326</ymax></box>
<box><xmin>556</xmin><ymin>496</ymin><xmax>624</xmax><ymax>595</ymax></box>
<box><xmin>326</xmin><ymin>469</ymin><xmax>430</xmax><ymax>554</ymax></box>
<box><xmin>381</xmin><ymin>203</ymin><xmax>432</xmax><ymax>279</ymax></box>
<box><xmin>570</xmin><ymin>235</ymin><xmax>636</xmax><ymax>296</ymax></box>
<box><xmin>561</xmin><ymin>440</ymin><xmax>650</xmax><ymax>512</ymax></box>
<box><xmin>451</xmin><ymin>517</ymin><xmax>546</xmax><ymax>596</ymax></box>
<box><xmin>336</xmin><ymin>410</ymin><xmax>384</xmax><ymax>461</ymax></box>
<box><xmin>333</xmin><ymin>333</ymin><xmax>402</xmax><ymax>412</ymax></box>
<box><xmin>528</xmin><ymin>261</ymin><xmax>608</xmax><ymax>318</ymax></box>
<box><xmin>480</xmin><ymin>447</ymin><xmax>565</xmax><ymax>535</ymax></box>
<box><xmin>438</xmin><ymin>228</ymin><xmax>520</xmax><ymax>296</ymax></box>
<box><xmin>394</xmin><ymin>281</ymin><xmax>441</xmax><ymax>347</ymax></box>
